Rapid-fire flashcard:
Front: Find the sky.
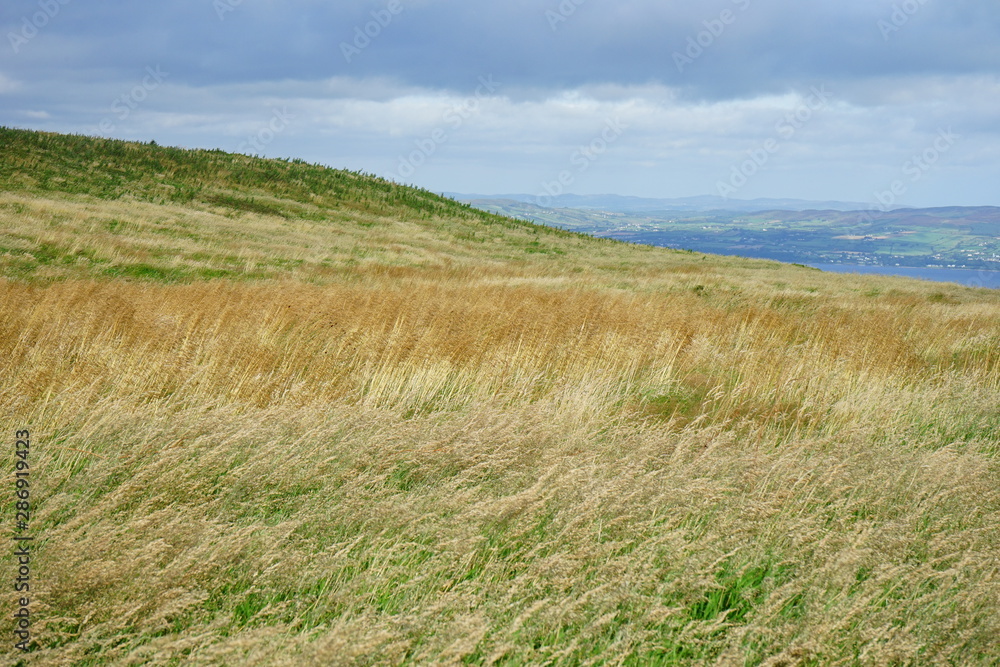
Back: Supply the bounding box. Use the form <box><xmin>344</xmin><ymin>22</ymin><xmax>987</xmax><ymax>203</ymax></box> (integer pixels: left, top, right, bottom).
<box><xmin>2</xmin><ymin>0</ymin><xmax>1000</xmax><ymax>207</ymax></box>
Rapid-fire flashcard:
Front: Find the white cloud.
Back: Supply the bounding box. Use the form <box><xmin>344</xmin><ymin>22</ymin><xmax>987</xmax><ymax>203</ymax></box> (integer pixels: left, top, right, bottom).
<box><xmin>0</xmin><ymin>73</ymin><xmax>21</xmax><ymax>94</ymax></box>
<box><xmin>4</xmin><ymin>71</ymin><xmax>998</xmax><ymax>205</ymax></box>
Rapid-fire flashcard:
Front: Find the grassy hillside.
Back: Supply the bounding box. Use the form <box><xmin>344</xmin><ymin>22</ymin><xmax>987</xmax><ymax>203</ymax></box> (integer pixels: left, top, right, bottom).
<box><xmin>2</xmin><ymin>128</ymin><xmax>1000</xmax><ymax>666</ymax></box>
<box><xmin>0</xmin><ymin>128</ymin><xmax>594</xmax><ymax>283</ymax></box>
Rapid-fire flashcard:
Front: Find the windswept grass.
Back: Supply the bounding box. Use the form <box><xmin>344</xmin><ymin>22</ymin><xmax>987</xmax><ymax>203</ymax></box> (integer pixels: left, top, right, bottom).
<box><xmin>1</xmin><ymin>129</ymin><xmax>999</xmax><ymax>665</ymax></box>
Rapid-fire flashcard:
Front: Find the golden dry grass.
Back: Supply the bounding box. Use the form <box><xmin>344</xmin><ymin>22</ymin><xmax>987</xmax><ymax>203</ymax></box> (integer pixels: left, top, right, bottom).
<box><xmin>2</xmin><ymin>265</ymin><xmax>999</xmax><ymax>666</ymax></box>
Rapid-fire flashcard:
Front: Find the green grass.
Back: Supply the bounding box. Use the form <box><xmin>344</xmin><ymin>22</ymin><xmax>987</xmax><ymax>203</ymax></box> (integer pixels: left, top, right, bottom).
<box><xmin>0</xmin><ymin>127</ymin><xmax>553</xmax><ymax>236</ymax></box>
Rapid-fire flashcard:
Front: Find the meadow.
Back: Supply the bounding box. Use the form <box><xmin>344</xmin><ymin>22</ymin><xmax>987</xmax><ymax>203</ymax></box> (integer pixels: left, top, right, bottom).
<box><xmin>2</xmin><ymin>129</ymin><xmax>999</xmax><ymax>665</ymax></box>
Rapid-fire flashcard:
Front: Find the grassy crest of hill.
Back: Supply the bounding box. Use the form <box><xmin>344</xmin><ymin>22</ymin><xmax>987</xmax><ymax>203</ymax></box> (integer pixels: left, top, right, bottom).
<box><xmin>0</xmin><ymin>127</ymin><xmax>607</xmax><ymax>283</ymax></box>
<box><xmin>0</xmin><ymin>127</ymin><xmax>495</xmax><ymax>221</ymax></box>
<box><xmin>2</xmin><ymin>129</ymin><xmax>1000</xmax><ymax>665</ymax></box>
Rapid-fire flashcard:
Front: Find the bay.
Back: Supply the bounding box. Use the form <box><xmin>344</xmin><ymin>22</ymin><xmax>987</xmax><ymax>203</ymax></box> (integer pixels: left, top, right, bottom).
<box><xmin>807</xmin><ymin>263</ymin><xmax>1000</xmax><ymax>289</ymax></box>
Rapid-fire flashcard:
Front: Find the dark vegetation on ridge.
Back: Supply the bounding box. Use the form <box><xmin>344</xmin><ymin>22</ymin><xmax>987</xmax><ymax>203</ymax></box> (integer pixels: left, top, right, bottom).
<box><xmin>0</xmin><ymin>127</ymin><xmax>559</xmax><ymax>234</ymax></box>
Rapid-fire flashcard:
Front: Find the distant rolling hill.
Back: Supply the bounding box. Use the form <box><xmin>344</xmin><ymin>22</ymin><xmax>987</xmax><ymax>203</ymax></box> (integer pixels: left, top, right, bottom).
<box><xmin>447</xmin><ymin>192</ymin><xmax>879</xmax><ymax>213</ymax></box>
<box><xmin>460</xmin><ymin>197</ymin><xmax>1000</xmax><ymax>271</ymax></box>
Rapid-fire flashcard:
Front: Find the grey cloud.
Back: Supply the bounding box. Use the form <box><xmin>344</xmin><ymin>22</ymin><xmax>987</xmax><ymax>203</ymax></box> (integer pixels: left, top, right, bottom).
<box><xmin>4</xmin><ymin>0</ymin><xmax>998</xmax><ymax>97</ymax></box>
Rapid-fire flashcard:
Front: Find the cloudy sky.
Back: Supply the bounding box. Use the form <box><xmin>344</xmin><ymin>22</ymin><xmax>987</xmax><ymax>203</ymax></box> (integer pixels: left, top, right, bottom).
<box><xmin>2</xmin><ymin>0</ymin><xmax>999</xmax><ymax>206</ymax></box>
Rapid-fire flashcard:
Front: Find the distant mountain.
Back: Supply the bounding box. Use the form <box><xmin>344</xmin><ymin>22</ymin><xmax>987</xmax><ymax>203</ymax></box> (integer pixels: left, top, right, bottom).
<box><xmin>445</xmin><ymin>192</ymin><xmax>880</xmax><ymax>213</ymax></box>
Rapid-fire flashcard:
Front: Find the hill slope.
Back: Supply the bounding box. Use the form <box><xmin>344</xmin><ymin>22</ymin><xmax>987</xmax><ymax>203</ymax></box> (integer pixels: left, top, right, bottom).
<box><xmin>2</xmin><ymin>129</ymin><xmax>1000</xmax><ymax>665</ymax></box>
<box><xmin>0</xmin><ymin>127</ymin><xmax>596</xmax><ymax>282</ymax></box>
